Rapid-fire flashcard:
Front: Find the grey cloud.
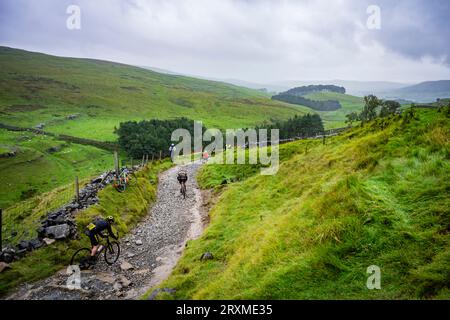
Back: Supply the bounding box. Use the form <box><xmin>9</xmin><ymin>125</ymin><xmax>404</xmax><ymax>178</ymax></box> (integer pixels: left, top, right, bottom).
<box><xmin>0</xmin><ymin>0</ymin><xmax>449</xmax><ymax>82</ymax></box>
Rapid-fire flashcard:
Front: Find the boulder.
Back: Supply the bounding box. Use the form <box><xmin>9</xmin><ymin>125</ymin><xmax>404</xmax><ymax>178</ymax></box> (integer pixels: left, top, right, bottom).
<box><xmin>118</xmin><ymin>276</ymin><xmax>132</xmax><ymax>288</ymax></box>
<box><xmin>43</xmin><ymin>238</ymin><xmax>56</xmax><ymax>246</ymax></box>
<box><xmin>18</xmin><ymin>240</ymin><xmax>31</xmax><ymax>251</ymax></box>
<box><xmin>37</xmin><ymin>226</ymin><xmax>46</xmax><ymax>237</ymax></box>
<box><xmin>201</xmin><ymin>252</ymin><xmax>214</xmax><ymax>261</ymax></box>
<box><xmin>0</xmin><ymin>248</ymin><xmax>15</xmax><ymax>263</ymax></box>
<box><xmin>45</xmin><ymin>224</ymin><xmax>71</xmax><ymax>240</ymax></box>
<box><xmin>30</xmin><ymin>239</ymin><xmax>44</xmax><ymax>249</ymax></box>
<box><xmin>0</xmin><ymin>262</ymin><xmax>10</xmax><ymax>273</ymax></box>
<box><xmin>120</xmin><ymin>261</ymin><xmax>134</xmax><ymax>271</ymax></box>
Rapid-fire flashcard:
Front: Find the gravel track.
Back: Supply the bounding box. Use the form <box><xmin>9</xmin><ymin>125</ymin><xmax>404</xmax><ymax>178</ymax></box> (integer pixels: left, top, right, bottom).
<box><xmin>7</xmin><ymin>162</ymin><xmax>204</xmax><ymax>300</ymax></box>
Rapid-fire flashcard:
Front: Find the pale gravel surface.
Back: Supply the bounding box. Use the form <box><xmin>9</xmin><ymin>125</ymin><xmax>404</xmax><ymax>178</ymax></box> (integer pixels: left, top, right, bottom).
<box><xmin>7</xmin><ymin>162</ymin><xmax>204</xmax><ymax>300</ymax></box>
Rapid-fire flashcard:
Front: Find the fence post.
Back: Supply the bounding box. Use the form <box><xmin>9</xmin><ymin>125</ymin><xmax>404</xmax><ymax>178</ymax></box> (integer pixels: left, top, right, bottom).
<box><xmin>141</xmin><ymin>155</ymin><xmax>145</xmax><ymax>167</ymax></box>
<box><xmin>0</xmin><ymin>208</ymin><xmax>2</xmax><ymax>251</ymax></box>
<box><xmin>114</xmin><ymin>151</ymin><xmax>119</xmax><ymax>176</ymax></box>
<box><xmin>75</xmin><ymin>176</ymin><xmax>79</xmax><ymax>204</ymax></box>
<box><xmin>159</xmin><ymin>150</ymin><xmax>162</xmax><ymax>161</ymax></box>
<box><xmin>323</xmin><ymin>133</ymin><xmax>326</xmax><ymax>145</ymax></box>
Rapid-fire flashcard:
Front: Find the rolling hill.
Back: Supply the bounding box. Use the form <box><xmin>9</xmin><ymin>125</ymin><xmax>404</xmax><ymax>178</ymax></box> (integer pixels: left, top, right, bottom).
<box><xmin>0</xmin><ymin>46</ymin><xmax>312</xmax><ymax>208</ymax></box>
<box><xmin>381</xmin><ymin>80</ymin><xmax>450</xmax><ymax>103</ymax></box>
<box><xmin>0</xmin><ymin>46</ymin><xmax>309</xmax><ymax>141</ymax></box>
<box><xmin>304</xmin><ymin>92</ymin><xmax>364</xmax><ymax>129</ymax></box>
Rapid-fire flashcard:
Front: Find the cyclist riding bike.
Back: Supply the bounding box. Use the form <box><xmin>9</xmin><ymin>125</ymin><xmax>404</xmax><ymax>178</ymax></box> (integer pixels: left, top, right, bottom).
<box><xmin>177</xmin><ymin>169</ymin><xmax>188</xmax><ymax>195</ymax></box>
<box><xmin>86</xmin><ymin>216</ymin><xmax>118</xmax><ymax>263</ymax></box>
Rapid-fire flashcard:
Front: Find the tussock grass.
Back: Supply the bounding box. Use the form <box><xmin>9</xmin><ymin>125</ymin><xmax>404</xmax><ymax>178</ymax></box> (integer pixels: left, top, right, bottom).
<box><xmin>152</xmin><ymin>109</ymin><xmax>449</xmax><ymax>299</ymax></box>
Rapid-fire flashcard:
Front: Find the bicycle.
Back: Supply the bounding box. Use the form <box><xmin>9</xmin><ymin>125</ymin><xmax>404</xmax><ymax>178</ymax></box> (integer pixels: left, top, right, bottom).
<box><xmin>70</xmin><ymin>234</ymin><xmax>120</xmax><ymax>269</ymax></box>
<box><xmin>180</xmin><ymin>181</ymin><xmax>187</xmax><ymax>199</ymax></box>
<box><xmin>177</xmin><ymin>170</ymin><xmax>188</xmax><ymax>199</ymax></box>
<box><xmin>113</xmin><ymin>168</ymin><xmax>136</xmax><ymax>193</ymax></box>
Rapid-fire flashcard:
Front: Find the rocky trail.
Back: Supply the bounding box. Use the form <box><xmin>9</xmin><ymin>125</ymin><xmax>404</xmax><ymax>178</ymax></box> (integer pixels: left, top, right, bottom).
<box><xmin>7</xmin><ymin>162</ymin><xmax>207</xmax><ymax>300</ymax></box>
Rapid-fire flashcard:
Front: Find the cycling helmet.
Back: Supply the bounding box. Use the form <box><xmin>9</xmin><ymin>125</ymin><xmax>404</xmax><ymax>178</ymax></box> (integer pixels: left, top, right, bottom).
<box><xmin>106</xmin><ymin>216</ymin><xmax>115</xmax><ymax>223</ymax></box>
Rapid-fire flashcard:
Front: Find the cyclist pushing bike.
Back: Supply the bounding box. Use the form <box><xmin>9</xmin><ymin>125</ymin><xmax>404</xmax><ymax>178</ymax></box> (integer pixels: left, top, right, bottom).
<box><xmin>85</xmin><ymin>216</ymin><xmax>118</xmax><ymax>264</ymax></box>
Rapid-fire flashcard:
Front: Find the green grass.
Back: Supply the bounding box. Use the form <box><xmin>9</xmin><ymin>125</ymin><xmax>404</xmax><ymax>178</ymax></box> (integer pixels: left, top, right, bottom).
<box><xmin>304</xmin><ymin>92</ymin><xmax>365</xmax><ymax>129</ymax></box>
<box><xmin>0</xmin><ymin>160</ymin><xmax>172</xmax><ymax>297</ymax></box>
<box><xmin>148</xmin><ymin>109</ymin><xmax>450</xmax><ymax>299</ymax></box>
<box><xmin>0</xmin><ymin>46</ymin><xmax>309</xmax><ymax>141</ymax></box>
<box><xmin>0</xmin><ymin>129</ymin><xmax>113</xmax><ymax>208</ymax></box>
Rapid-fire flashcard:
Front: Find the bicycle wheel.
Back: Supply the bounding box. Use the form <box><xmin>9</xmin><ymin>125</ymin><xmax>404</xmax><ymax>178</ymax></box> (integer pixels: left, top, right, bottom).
<box><xmin>104</xmin><ymin>241</ymin><xmax>120</xmax><ymax>265</ymax></box>
<box><xmin>181</xmin><ymin>184</ymin><xmax>186</xmax><ymax>199</ymax></box>
<box><xmin>70</xmin><ymin>248</ymin><xmax>91</xmax><ymax>269</ymax></box>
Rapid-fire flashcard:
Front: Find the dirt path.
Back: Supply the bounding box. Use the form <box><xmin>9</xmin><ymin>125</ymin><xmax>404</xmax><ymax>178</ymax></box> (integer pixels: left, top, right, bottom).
<box><xmin>7</xmin><ymin>162</ymin><xmax>206</xmax><ymax>300</ymax></box>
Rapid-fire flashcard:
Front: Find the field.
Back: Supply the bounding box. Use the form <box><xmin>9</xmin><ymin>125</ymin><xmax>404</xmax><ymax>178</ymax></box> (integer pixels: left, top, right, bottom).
<box><xmin>150</xmin><ymin>109</ymin><xmax>450</xmax><ymax>299</ymax></box>
<box><xmin>0</xmin><ymin>129</ymin><xmax>113</xmax><ymax>208</ymax></box>
<box><xmin>304</xmin><ymin>92</ymin><xmax>365</xmax><ymax>129</ymax></box>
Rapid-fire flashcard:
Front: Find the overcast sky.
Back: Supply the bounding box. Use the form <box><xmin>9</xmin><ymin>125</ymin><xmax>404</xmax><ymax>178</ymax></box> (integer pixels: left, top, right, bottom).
<box><xmin>0</xmin><ymin>0</ymin><xmax>449</xmax><ymax>83</ymax></box>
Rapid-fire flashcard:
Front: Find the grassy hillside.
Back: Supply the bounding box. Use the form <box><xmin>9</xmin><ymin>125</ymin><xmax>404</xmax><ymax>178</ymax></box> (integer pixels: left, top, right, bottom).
<box><xmin>304</xmin><ymin>92</ymin><xmax>364</xmax><ymax>129</ymax></box>
<box><xmin>151</xmin><ymin>108</ymin><xmax>449</xmax><ymax>299</ymax></box>
<box><xmin>0</xmin><ymin>129</ymin><xmax>112</xmax><ymax>208</ymax></box>
<box><xmin>0</xmin><ymin>46</ymin><xmax>308</xmax><ymax>141</ymax></box>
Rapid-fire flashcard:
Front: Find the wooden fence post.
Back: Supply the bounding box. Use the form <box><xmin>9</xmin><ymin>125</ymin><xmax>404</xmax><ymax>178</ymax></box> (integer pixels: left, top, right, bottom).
<box><xmin>0</xmin><ymin>208</ymin><xmax>2</xmax><ymax>251</ymax></box>
<box><xmin>75</xmin><ymin>176</ymin><xmax>79</xmax><ymax>203</ymax></box>
<box><xmin>141</xmin><ymin>155</ymin><xmax>145</xmax><ymax>167</ymax></box>
<box><xmin>152</xmin><ymin>154</ymin><xmax>154</xmax><ymax>162</ymax></box>
<box><xmin>114</xmin><ymin>151</ymin><xmax>120</xmax><ymax>177</ymax></box>
<box><xmin>159</xmin><ymin>150</ymin><xmax>162</xmax><ymax>161</ymax></box>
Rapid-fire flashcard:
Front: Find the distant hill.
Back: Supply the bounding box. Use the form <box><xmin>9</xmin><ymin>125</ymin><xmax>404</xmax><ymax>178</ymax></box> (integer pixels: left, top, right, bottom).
<box><xmin>272</xmin><ymin>85</ymin><xmax>345</xmax><ymax>111</ymax></box>
<box><xmin>382</xmin><ymin>80</ymin><xmax>450</xmax><ymax>103</ymax></box>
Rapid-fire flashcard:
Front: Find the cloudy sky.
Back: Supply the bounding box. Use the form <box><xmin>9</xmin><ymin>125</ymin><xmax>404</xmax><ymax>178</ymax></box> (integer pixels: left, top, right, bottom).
<box><xmin>0</xmin><ymin>0</ymin><xmax>449</xmax><ymax>83</ymax></box>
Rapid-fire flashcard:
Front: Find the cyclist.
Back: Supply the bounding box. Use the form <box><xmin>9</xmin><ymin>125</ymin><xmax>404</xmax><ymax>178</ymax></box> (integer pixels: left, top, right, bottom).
<box><xmin>202</xmin><ymin>151</ymin><xmax>210</xmax><ymax>163</ymax></box>
<box><xmin>177</xmin><ymin>169</ymin><xmax>188</xmax><ymax>194</ymax></box>
<box><xmin>86</xmin><ymin>216</ymin><xmax>118</xmax><ymax>263</ymax></box>
<box><xmin>169</xmin><ymin>143</ymin><xmax>176</xmax><ymax>162</ymax></box>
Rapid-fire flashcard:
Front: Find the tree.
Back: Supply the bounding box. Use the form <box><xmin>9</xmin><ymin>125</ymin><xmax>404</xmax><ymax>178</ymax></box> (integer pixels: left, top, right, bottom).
<box><xmin>360</xmin><ymin>95</ymin><xmax>382</xmax><ymax>122</ymax></box>
<box><xmin>345</xmin><ymin>112</ymin><xmax>359</xmax><ymax>126</ymax></box>
<box><xmin>380</xmin><ymin>100</ymin><xmax>401</xmax><ymax>117</ymax></box>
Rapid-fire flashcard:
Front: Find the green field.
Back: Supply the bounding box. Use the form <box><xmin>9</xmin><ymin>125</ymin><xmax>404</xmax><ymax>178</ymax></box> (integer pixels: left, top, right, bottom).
<box><xmin>0</xmin><ymin>46</ymin><xmax>310</xmax><ymax>141</ymax></box>
<box><xmin>150</xmin><ymin>109</ymin><xmax>450</xmax><ymax>299</ymax></box>
<box><xmin>304</xmin><ymin>92</ymin><xmax>365</xmax><ymax>129</ymax></box>
<box><xmin>0</xmin><ymin>129</ymin><xmax>113</xmax><ymax>208</ymax></box>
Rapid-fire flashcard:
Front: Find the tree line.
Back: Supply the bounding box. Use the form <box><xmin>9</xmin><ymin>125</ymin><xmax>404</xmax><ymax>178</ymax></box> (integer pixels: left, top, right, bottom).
<box><xmin>272</xmin><ymin>94</ymin><xmax>342</xmax><ymax>111</ymax></box>
<box><xmin>345</xmin><ymin>95</ymin><xmax>402</xmax><ymax>125</ymax></box>
<box><xmin>115</xmin><ymin>118</ymin><xmax>206</xmax><ymax>159</ymax></box>
<box><xmin>255</xmin><ymin>113</ymin><xmax>324</xmax><ymax>140</ymax></box>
